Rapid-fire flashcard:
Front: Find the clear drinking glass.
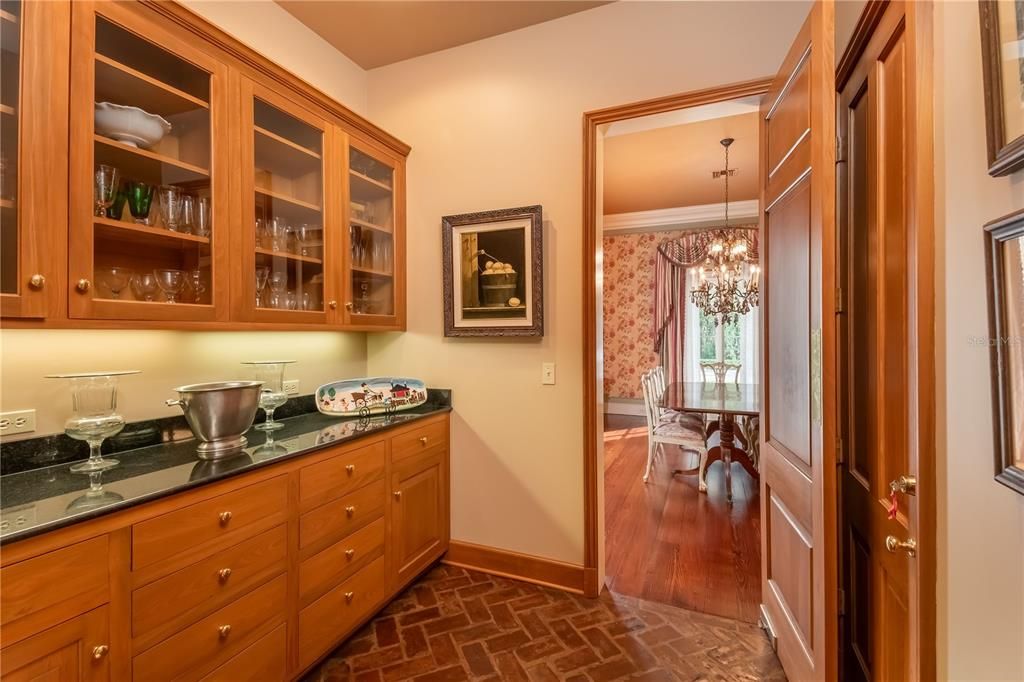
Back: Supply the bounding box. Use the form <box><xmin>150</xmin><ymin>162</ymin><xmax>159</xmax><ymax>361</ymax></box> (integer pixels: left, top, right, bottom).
<box><xmin>179</xmin><ymin>194</ymin><xmax>196</xmax><ymax>235</ymax></box>
<box><xmin>242</xmin><ymin>361</ymin><xmax>295</xmax><ymax>431</ymax></box>
<box><xmin>188</xmin><ymin>268</ymin><xmax>206</xmax><ymax>304</ymax></box>
<box><xmin>194</xmin><ymin>197</ymin><xmax>212</xmax><ymax>238</ymax></box>
<box><xmin>125</xmin><ymin>180</ymin><xmax>155</xmax><ymax>225</ymax></box>
<box><xmin>46</xmin><ymin>371</ymin><xmax>140</xmax><ymax>473</ymax></box>
<box><xmin>98</xmin><ymin>266</ymin><xmax>133</xmax><ymax>299</ymax></box>
<box><xmin>154</xmin><ymin>268</ymin><xmax>186</xmax><ymax>303</ymax></box>
<box><xmin>255</xmin><ymin>266</ymin><xmax>270</xmax><ymax>307</ymax></box>
<box><xmin>94</xmin><ymin>165</ymin><xmax>120</xmax><ymax>217</ymax></box>
<box><xmin>268</xmin><ymin>217</ymin><xmax>288</xmax><ymax>252</ymax></box>
<box><xmin>157</xmin><ymin>185</ymin><xmax>183</xmax><ymax>231</ymax></box>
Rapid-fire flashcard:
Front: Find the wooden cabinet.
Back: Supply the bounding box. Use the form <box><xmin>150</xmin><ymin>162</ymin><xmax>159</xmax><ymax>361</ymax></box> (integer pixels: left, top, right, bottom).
<box><xmin>0</xmin><ymin>0</ymin><xmax>69</xmax><ymax>319</ymax></box>
<box><xmin>0</xmin><ymin>413</ymin><xmax>449</xmax><ymax>681</ymax></box>
<box><xmin>0</xmin><ymin>607</ymin><xmax>110</xmax><ymax>682</ymax></box>
<box><xmin>2</xmin><ymin>0</ymin><xmax>409</xmax><ymax>330</ymax></box>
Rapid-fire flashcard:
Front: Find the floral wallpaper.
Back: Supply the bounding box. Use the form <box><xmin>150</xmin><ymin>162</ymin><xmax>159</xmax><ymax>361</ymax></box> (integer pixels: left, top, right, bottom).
<box><xmin>603</xmin><ymin>230</ymin><xmax>690</xmax><ymax>400</ymax></box>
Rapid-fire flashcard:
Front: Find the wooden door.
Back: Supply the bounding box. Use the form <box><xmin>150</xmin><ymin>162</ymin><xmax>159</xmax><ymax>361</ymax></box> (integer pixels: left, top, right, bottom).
<box><xmin>391</xmin><ymin>449</ymin><xmax>447</xmax><ymax>586</ymax></box>
<box><xmin>837</xmin><ymin>1</ymin><xmax>926</xmax><ymax>679</ymax></box>
<box><xmin>758</xmin><ymin>1</ymin><xmax>837</xmax><ymax>680</ymax></box>
<box><xmin>0</xmin><ymin>606</ymin><xmax>110</xmax><ymax>682</ymax></box>
<box><xmin>235</xmin><ymin>77</ymin><xmax>337</xmax><ymax>325</ymax></box>
<box><xmin>0</xmin><ymin>0</ymin><xmax>69</xmax><ymax>319</ymax></box>
<box><xmin>68</xmin><ymin>0</ymin><xmax>230</xmax><ymax>322</ymax></box>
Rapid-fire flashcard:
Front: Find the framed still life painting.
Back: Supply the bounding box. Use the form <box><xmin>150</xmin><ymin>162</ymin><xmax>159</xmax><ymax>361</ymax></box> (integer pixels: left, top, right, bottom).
<box><xmin>985</xmin><ymin>208</ymin><xmax>1024</xmax><ymax>495</ymax></box>
<box><xmin>980</xmin><ymin>0</ymin><xmax>1024</xmax><ymax>176</ymax></box>
<box><xmin>441</xmin><ymin>205</ymin><xmax>543</xmax><ymax>337</ymax></box>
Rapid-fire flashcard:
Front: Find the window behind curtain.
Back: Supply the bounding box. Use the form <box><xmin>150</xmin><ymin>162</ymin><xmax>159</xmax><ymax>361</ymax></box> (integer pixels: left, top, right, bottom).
<box><xmin>685</xmin><ymin>268</ymin><xmax>759</xmax><ymax>384</ymax></box>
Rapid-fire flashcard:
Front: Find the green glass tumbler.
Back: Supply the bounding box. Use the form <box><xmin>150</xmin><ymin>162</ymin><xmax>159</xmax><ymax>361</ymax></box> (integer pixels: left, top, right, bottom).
<box><xmin>105</xmin><ymin>183</ymin><xmax>128</xmax><ymax>220</ymax></box>
<box><xmin>125</xmin><ymin>181</ymin><xmax>155</xmax><ymax>225</ymax></box>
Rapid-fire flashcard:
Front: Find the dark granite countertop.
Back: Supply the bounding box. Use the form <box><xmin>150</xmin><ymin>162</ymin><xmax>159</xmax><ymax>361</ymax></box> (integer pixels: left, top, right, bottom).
<box><xmin>0</xmin><ymin>402</ymin><xmax>451</xmax><ymax>545</ymax></box>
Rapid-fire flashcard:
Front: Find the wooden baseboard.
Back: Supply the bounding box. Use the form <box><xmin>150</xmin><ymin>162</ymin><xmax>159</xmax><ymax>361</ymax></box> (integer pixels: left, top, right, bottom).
<box><xmin>443</xmin><ymin>541</ymin><xmax>586</xmax><ymax>595</ymax></box>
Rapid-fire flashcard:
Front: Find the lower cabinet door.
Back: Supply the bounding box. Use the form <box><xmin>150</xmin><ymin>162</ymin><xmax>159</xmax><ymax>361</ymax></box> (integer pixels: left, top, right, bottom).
<box><xmin>0</xmin><ymin>606</ymin><xmax>110</xmax><ymax>682</ymax></box>
<box><xmin>391</xmin><ymin>449</ymin><xmax>448</xmax><ymax>587</ymax></box>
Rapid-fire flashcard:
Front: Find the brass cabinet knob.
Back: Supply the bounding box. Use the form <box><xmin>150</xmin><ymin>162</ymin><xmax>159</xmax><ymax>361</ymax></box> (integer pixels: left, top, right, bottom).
<box><xmin>218</xmin><ymin>568</ymin><xmax>232</xmax><ymax>582</ymax></box>
<box><xmin>328</xmin><ymin>300</ymin><xmax>338</xmax><ymax>309</ymax></box>
<box><xmin>345</xmin><ymin>464</ymin><xmax>355</xmax><ymax>474</ymax></box>
<box><xmin>344</xmin><ymin>591</ymin><xmax>355</xmax><ymax>603</ymax></box>
<box><xmin>218</xmin><ymin>624</ymin><xmax>232</xmax><ymax>639</ymax></box>
<box><xmin>889</xmin><ymin>475</ymin><xmax>918</xmax><ymax>496</ymax></box>
<box><xmin>419</xmin><ymin>436</ymin><xmax>428</xmax><ymax>446</ymax></box>
<box><xmin>345</xmin><ymin>302</ymin><xmax>354</xmax><ymax>310</ymax></box>
<box><xmin>345</xmin><ymin>505</ymin><xmax>356</xmax><ymax>517</ymax></box>
<box><xmin>393</xmin><ymin>491</ymin><xmax>402</xmax><ymax>500</ymax></box>
<box><xmin>344</xmin><ymin>549</ymin><xmax>355</xmax><ymax>560</ymax></box>
<box><xmin>92</xmin><ymin>645</ymin><xmax>109</xmax><ymax>660</ymax></box>
<box><xmin>885</xmin><ymin>535</ymin><xmax>917</xmax><ymax>557</ymax></box>
<box><xmin>28</xmin><ymin>274</ymin><xmax>45</xmax><ymax>289</ymax></box>
<box><xmin>219</xmin><ymin>511</ymin><xmax>232</xmax><ymax>525</ymax></box>
<box><xmin>75</xmin><ymin>278</ymin><xmax>91</xmax><ymax>293</ymax></box>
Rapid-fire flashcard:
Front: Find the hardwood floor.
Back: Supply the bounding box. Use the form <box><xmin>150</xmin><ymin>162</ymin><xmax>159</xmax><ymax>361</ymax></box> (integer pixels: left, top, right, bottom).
<box><xmin>603</xmin><ymin>415</ymin><xmax>762</xmax><ymax>624</ymax></box>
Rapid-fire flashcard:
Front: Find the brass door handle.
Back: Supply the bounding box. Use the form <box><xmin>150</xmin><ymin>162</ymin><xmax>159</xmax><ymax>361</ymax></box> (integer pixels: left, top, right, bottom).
<box><xmin>345</xmin><ymin>549</ymin><xmax>355</xmax><ymax>560</ymax></box>
<box><xmin>218</xmin><ymin>624</ymin><xmax>232</xmax><ymax>639</ymax></box>
<box><xmin>92</xmin><ymin>645</ymin><xmax>109</xmax><ymax>660</ymax></box>
<box><xmin>218</xmin><ymin>568</ymin><xmax>232</xmax><ymax>582</ymax></box>
<box><xmin>885</xmin><ymin>535</ymin><xmax>917</xmax><ymax>557</ymax></box>
<box><xmin>219</xmin><ymin>511</ymin><xmax>232</xmax><ymax>525</ymax></box>
<box><xmin>29</xmin><ymin>274</ymin><xmax>45</xmax><ymax>289</ymax></box>
<box><xmin>76</xmin><ymin>278</ymin><xmax>91</xmax><ymax>293</ymax></box>
<box><xmin>345</xmin><ymin>505</ymin><xmax>356</xmax><ymax>517</ymax></box>
<box><xmin>889</xmin><ymin>475</ymin><xmax>918</xmax><ymax>496</ymax></box>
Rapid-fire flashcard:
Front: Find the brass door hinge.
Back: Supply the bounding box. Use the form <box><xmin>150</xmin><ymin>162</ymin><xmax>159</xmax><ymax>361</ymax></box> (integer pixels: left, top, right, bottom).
<box><xmin>835</xmin><ymin>287</ymin><xmax>845</xmax><ymax>314</ymax></box>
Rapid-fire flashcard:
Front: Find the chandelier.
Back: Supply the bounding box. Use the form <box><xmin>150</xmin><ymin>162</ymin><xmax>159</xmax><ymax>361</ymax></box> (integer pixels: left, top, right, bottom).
<box><xmin>689</xmin><ymin>137</ymin><xmax>760</xmax><ymax>326</ymax></box>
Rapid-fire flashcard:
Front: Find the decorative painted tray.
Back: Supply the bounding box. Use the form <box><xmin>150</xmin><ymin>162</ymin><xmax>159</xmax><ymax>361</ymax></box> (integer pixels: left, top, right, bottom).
<box><xmin>316</xmin><ymin>377</ymin><xmax>427</xmax><ymax>418</ymax></box>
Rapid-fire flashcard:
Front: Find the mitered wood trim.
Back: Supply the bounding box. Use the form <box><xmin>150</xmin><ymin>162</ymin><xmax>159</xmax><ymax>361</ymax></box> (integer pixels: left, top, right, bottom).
<box><xmin>443</xmin><ymin>541</ymin><xmax>585</xmax><ymax>595</ymax></box>
<box><xmin>581</xmin><ymin>79</ymin><xmax>772</xmax><ymax>593</ymax></box>
<box><xmin>835</xmin><ymin>0</ymin><xmax>890</xmax><ymax>91</ymax></box>
<box><xmin>138</xmin><ymin>0</ymin><xmax>410</xmax><ymax>157</ymax></box>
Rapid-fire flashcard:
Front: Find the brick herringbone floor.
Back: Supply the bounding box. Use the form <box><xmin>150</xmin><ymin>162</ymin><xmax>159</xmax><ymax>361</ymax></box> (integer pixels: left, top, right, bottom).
<box><xmin>304</xmin><ymin>565</ymin><xmax>785</xmax><ymax>682</ymax></box>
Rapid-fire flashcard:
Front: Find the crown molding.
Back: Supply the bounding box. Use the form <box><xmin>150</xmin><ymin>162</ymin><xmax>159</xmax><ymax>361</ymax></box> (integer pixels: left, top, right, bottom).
<box><xmin>602</xmin><ymin>200</ymin><xmax>759</xmax><ymax>234</ymax></box>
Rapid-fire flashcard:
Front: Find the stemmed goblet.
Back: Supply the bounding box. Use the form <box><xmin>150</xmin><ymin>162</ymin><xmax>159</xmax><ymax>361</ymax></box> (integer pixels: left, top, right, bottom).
<box><xmin>255</xmin><ymin>266</ymin><xmax>270</xmax><ymax>308</ymax></box>
<box><xmin>154</xmin><ymin>268</ymin><xmax>186</xmax><ymax>303</ymax></box>
<box><xmin>94</xmin><ymin>165</ymin><xmax>120</xmax><ymax>217</ymax></box>
<box><xmin>98</xmin><ymin>266</ymin><xmax>133</xmax><ymax>299</ymax></box>
<box><xmin>130</xmin><ymin>273</ymin><xmax>159</xmax><ymax>302</ymax></box>
<box><xmin>242</xmin><ymin>361</ymin><xmax>295</xmax><ymax>431</ymax></box>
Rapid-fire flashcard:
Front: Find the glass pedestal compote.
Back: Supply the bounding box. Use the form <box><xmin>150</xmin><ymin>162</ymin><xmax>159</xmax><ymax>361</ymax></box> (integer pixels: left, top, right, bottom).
<box><xmin>45</xmin><ymin>371</ymin><xmax>140</xmax><ymax>473</ymax></box>
<box><xmin>242</xmin><ymin>361</ymin><xmax>295</xmax><ymax>431</ymax></box>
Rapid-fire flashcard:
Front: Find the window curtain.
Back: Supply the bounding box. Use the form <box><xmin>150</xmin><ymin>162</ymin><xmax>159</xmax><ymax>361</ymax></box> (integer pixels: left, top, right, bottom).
<box><xmin>653</xmin><ymin>227</ymin><xmax>759</xmax><ymax>387</ymax></box>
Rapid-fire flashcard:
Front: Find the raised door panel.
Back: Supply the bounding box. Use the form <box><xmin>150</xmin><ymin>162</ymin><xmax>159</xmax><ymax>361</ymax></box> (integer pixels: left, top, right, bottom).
<box><xmin>0</xmin><ymin>0</ymin><xmax>69</xmax><ymax>319</ymax></box>
<box><xmin>391</xmin><ymin>450</ymin><xmax>447</xmax><ymax>586</ymax></box>
<box><xmin>0</xmin><ymin>606</ymin><xmax>110</xmax><ymax>682</ymax></box>
<box><xmin>68</xmin><ymin>1</ymin><xmax>230</xmax><ymax>322</ymax></box>
<box><xmin>759</xmin><ymin>2</ymin><xmax>836</xmax><ymax>680</ymax></box>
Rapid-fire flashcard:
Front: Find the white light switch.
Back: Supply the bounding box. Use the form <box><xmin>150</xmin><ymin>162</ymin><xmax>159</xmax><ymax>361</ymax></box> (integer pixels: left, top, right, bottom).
<box><xmin>542</xmin><ymin>363</ymin><xmax>556</xmax><ymax>385</ymax></box>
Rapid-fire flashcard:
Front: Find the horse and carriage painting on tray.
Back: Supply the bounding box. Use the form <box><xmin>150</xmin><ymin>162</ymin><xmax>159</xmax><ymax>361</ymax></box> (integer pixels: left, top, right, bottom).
<box><xmin>316</xmin><ymin>376</ymin><xmax>427</xmax><ymax>418</ymax></box>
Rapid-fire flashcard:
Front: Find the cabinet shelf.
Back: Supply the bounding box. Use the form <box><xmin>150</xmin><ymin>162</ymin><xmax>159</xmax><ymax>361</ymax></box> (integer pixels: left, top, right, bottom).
<box><xmin>352</xmin><ymin>266</ymin><xmax>393</xmax><ymax>278</ymax></box>
<box><xmin>0</xmin><ymin>9</ymin><xmax>17</xmax><ymax>24</ymax></box>
<box><xmin>0</xmin><ymin>199</ymin><xmax>15</xmax><ymax>210</ymax></box>
<box><xmin>95</xmin><ymin>53</ymin><xmax>208</xmax><ymax>116</ymax></box>
<box><xmin>350</xmin><ymin>217</ymin><xmax>391</xmax><ymax>235</ymax></box>
<box><xmin>350</xmin><ymin>170</ymin><xmax>392</xmax><ymax>200</ymax></box>
<box><xmin>254</xmin><ymin>125</ymin><xmax>321</xmax><ymax>177</ymax></box>
<box><xmin>0</xmin><ymin>104</ymin><xmax>14</xmax><ymax>116</ymax></box>
<box><xmin>254</xmin><ymin>186</ymin><xmax>321</xmax><ymax>213</ymax></box>
<box><xmin>94</xmin><ymin>216</ymin><xmax>211</xmax><ymax>247</ymax></box>
<box><xmin>95</xmin><ymin>134</ymin><xmax>210</xmax><ymax>184</ymax></box>
<box><xmin>254</xmin><ymin>247</ymin><xmax>322</xmax><ymax>265</ymax></box>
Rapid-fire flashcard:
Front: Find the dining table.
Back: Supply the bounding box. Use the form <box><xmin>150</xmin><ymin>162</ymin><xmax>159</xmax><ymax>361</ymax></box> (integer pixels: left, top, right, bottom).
<box><xmin>660</xmin><ymin>381</ymin><xmax>760</xmax><ymax>502</ymax></box>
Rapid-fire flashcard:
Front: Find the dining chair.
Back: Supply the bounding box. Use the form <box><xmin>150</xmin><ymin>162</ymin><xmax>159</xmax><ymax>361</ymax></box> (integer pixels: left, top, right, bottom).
<box><xmin>651</xmin><ymin>366</ymin><xmax>704</xmax><ymax>431</ymax></box>
<box><xmin>700</xmin><ymin>360</ymin><xmax>741</xmax><ymax>385</ymax></box>
<box><xmin>640</xmin><ymin>371</ymin><xmax>708</xmax><ymax>487</ymax></box>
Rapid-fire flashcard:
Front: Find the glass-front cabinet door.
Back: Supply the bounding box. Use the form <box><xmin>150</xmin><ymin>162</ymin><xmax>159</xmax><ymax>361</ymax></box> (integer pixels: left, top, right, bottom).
<box><xmin>0</xmin><ymin>0</ymin><xmax>68</xmax><ymax>318</ymax></box>
<box><xmin>68</xmin><ymin>1</ymin><xmax>229</xmax><ymax>321</ymax></box>
<box><xmin>345</xmin><ymin>140</ymin><xmax>404</xmax><ymax>328</ymax></box>
<box><xmin>237</xmin><ymin>79</ymin><xmax>336</xmax><ymax>324</ymax></box>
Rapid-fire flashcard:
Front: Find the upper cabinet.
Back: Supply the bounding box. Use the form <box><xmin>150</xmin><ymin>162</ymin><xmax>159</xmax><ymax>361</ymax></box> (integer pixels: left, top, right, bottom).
<box><xmin>0</xmin><ymin>0</ymin><xmax>69</xmax><ymax>318</ymax></box>
<box><xmin>3</xmin><ymin>0</ymin><xmax>408</xmax><ymax>330</ymax></box>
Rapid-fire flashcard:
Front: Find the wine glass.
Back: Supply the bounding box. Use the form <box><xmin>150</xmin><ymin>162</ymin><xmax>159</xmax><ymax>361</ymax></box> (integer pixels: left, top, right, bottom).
<box><xmin>242</xmin><ymin>361</ymin><xmax>295</xmax><ymax>431</ymax></box>
<box><xmin>125</xmin><ymin>181</ymin><xmax>155</xmax><ymax>225</ymax></box>
<box><xmin>157</xmin><ymin>185</ymin><xmax>183</xmax><ymax>231</ymax></box>
<box><xmin>187</xmin><ymin>268</ymin><xmax>206</xmax><ymax>304</ymax></box>
<box><xmin>130</xmin><ymin>273</ymin><xmax>159</xmax><ymax>302</ymax></box>
<box><xmin>94</xmin><ymin>165</ymin><xmax>120</xmax><ymax>217</ymax></box>
<box><xmin>255</xmin><ymin>266</ymin><xmax>270</xmax><ymax>307</ymax></box>
<box><xmin>98</xmin><ymin>266</ymin><xmax>133</xmax><ymax>299</ymax></box>
<box><xmin>45</xmin><ymin>371</ymin><xmax>140</xmax><ymax>473</ymax></box>
<box><xmin>154</xmin><ymin>268</ymin><xmax>186</xmax><ymax>303</ymax></box>
<box><xmin>268</xmin><ymin>217</ymin><xmax>288</xmax><ymax>252</ymax></box>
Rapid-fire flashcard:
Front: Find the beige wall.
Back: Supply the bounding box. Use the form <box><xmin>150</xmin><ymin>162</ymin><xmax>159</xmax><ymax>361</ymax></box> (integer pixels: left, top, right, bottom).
<box><xmin>364</xmin><ymin>0</ymin><xmax>809</xmax><ymax>564</ymax></box>
<box><xmin>934</xmin><ymin>2</ymin><xmax>1024</xmax><ymax>679</ymax></box>
<box><xmin>0</xmin><ymin>1</ymin><xmax>371</xmax><ymax>439</ymax></box>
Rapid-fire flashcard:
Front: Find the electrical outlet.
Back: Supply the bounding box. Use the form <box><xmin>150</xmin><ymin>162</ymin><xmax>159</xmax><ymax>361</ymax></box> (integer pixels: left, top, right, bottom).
<box><xmin>283</xmin><ymin>379</ymin><xmax>300</xmax><ymax>395</ymax></box>
<box><xmin>0</xmin><ymin>504</ymin><xmax>36</xmax><ymax>533</ymax></box>
<box><xmin>541</xmin><ymin>363</ymin><xmax>556</xmax><ymax>385</ymax></box>
<box><xmin>0</xmin><ymin>410</ymin><xmax>36</xmax><ymax>436</ymax></box>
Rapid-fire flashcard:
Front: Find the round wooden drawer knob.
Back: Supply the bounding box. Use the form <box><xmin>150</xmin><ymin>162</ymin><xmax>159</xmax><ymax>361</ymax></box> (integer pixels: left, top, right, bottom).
<box><xmin>218</xmin><ymin>624</ymin><xmax>232</xmax><ymax>639</ymax></box>
<box><xmin>219</xmin><ymin>511</ymin><xmax>232</xmax><ymax>525</ymax></box>
<box><xmin>218</xmin><ymin>568</ymin><xmax>232</xmax><ymax>582</ymax></box>
<box><xmin>92</xmin><ymin>645</ymin><xmax>109</xmax><ymax>660</ymax></box>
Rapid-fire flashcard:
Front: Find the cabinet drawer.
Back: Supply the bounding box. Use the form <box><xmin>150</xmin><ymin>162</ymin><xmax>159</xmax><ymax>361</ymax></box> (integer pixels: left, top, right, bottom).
<box><xmin>198</xmin><ymin>623</ymin><xmax>287</xmax><ymax>682</ymax></box>
<box><xmin>133</xmin><ymin>574</ymin><xmax>286</xmax><ymax>682</ymax></box>
<box><xmin>132</xmin><ymin>525</ymin><xmax>287</xmax><ymax>639</ymax></box>
<box><xmin>391</xmin><ymin>419</ymin><xmax>448</xmax><ymax>462</ymax></box>
<box><xmin>300</xmin><ymin>517</ymin><xmax>385</xmax><ymax>605</ymax></box>
<box><xmin>300</xmin><ymin>479</ymin><xmax>385</xmax><ymax>552</ymax></box>
<box><xmin>132</xmin><ymin>477</ymin><xmax>287</xmax><ymax>570</ymax></box>
<box><xmin>298</xmin><ymin>556</ymin><xmax>386</xmax><ymax>671</ymax></box>
<box><xmin>0</xmin><ymin>536</ymin><xmax>108</xmax><ymax>637</ymax></box>
<box><xmin>299</xmin><ymin>440</ymin><xmax>385</xmax><ymax>509</ymax></box>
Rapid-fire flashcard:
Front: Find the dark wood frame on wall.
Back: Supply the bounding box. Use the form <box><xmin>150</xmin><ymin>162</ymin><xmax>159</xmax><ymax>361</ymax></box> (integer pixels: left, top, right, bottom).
<box><xmin>979</xmin><ymin>0</ymin><xmax>1024</xmax><ymax>176</ymax></box>
<box><xmin>441</xmin><ymin>205</ymin><xmax>544</xmax><ymax>337</ymax></box>
<box><xmin>985</xmin><ymin>207</ymin><xmax>1024</xmax><ymax>494</ymax></box>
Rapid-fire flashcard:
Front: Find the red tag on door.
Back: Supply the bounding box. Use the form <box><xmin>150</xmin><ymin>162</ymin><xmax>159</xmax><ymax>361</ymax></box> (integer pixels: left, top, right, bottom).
<box><xmin>887</xmin><ymin>490</ymin><xmax>899</xmax><ymax>520</ymax></box>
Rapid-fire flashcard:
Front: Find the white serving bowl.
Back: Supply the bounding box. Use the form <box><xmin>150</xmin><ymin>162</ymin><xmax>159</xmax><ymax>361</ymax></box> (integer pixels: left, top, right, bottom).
<box><xmin>94</xmin><ymin>102</ymin><xmax>172</xmax><ymax>149</ymax></box>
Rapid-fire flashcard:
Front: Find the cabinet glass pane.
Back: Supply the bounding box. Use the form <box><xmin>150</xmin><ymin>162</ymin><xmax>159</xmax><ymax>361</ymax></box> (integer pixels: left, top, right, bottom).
<box><xmin>1</xmin><ymin>0</ymin><xmax>21</xmax><ymax>294</ymax></box>
<box><xmin>349</xmin><ymin>147</ymin><xmax>394</xmax><ymax>316</ymax></box>
<box><xmin>252</xmin><ymin>99</ymin><xmax>324</xmax><ymax>312</ymax></box>
<box><xmin>90</xmin><ymin>16</ymin><xmax>213</xmax><ymax>305</ymax></box>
